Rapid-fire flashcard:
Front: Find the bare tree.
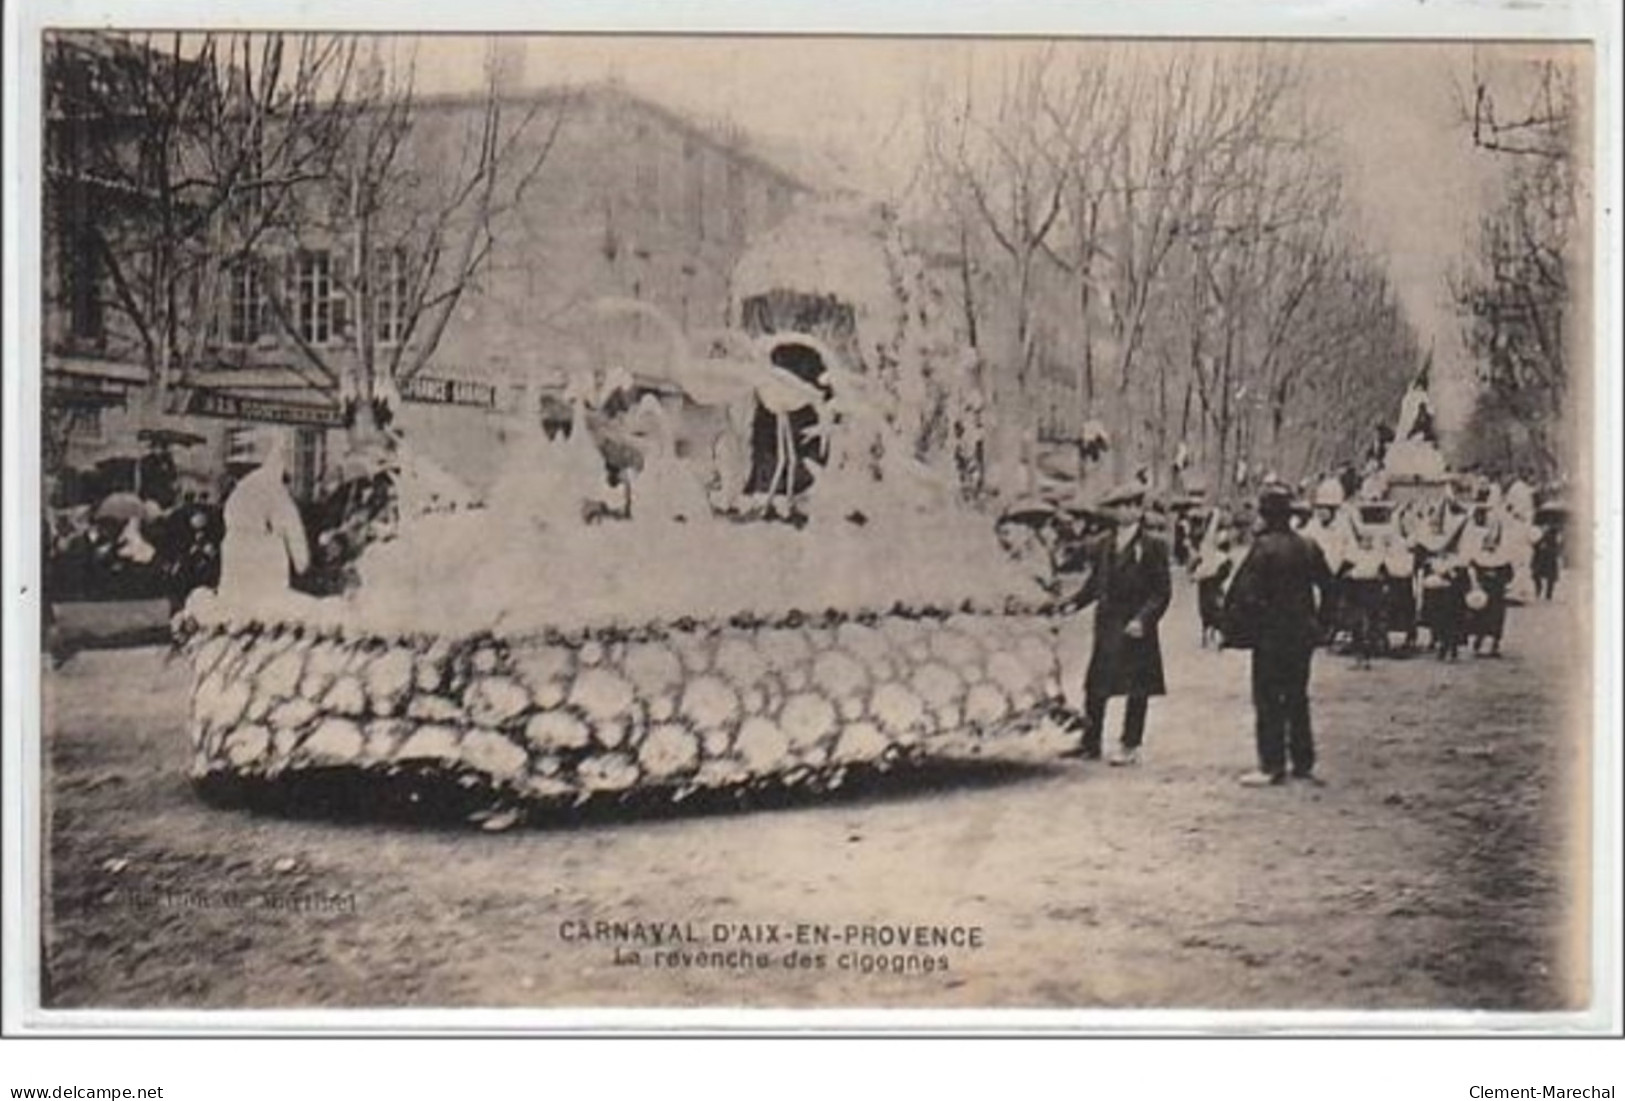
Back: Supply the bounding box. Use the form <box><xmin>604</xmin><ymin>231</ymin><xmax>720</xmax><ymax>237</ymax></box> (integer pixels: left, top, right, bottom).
<box><xmin>1179</xmin><ymin>103</ymin><xmax>1343</xmax><ymax>486</ymax></box>
<box><xmin>253</xmin><ymin>38</ymin><xmax>570</xmax><ymax>439</ymax></box>
<box><xmin>915</xmin><ymin>42</ymin><xmax>1425</xmax><ymax>499</ymax></box>
<box><xmin>1451</xmin><ymin>57</ymin><xmax>1580</xmax><ymax>477</ymax></box>
<box><xmin>45</xmin><ymin>32</ymin><xmax>360</xmax><ymax>409</ymax></box>
<box><xmin>923</xmin><ymin>48</ymin><xmax>1099</xmax><ymax>494</ymax></box>
<box><xmin>1039</xmin><ymin>47</ymin><xmax>1307</xmax><ymax>481</ymax></box>
<box><xmin>1271</xmin><ymin>248</ymin><xmax>1420</xmax><ymax>480</ymax></box>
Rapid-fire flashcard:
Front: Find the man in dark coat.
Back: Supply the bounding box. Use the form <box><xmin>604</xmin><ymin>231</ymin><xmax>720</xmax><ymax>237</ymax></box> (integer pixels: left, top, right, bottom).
<box><xmin>1222</xmin><ymin>480</ymin><xmax>1333</xmax><ymax>786</ymax></box>
<box><xmin>1060</xmin><ymin>483</ymin><xmax>1172</xmax><ymax>766</ymax></box>
<box><xmin>1532</xmin><ymin>521</ymin><xmax>1562</xmax><ymax>601</ymax></box>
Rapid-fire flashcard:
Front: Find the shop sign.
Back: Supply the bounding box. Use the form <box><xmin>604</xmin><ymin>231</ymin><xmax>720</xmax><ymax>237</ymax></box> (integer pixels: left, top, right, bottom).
<box><xmin>44</xmin><ymin>373</ymin><xmax>136</xmax><ymax>406</ymax></box>
<box><xmin>400</xmin><ymin>375</ymin><xmax>496</xmax><ymax>408</ymax></box>
<box><xmin>182</xmin><ymin>389</ymin><xmax>346</xmax><ymax>427</ymax></box>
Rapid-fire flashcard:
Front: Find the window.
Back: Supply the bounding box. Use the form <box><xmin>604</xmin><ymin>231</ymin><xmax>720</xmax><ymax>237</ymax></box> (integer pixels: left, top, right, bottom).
<box><xmin>225</xmin><ymin>425</ymin><xmax>259</xmax><ymax>465</ymax></box>
<box><xmin>63</xmin><ymin>227</ymin><xmax>103</xmax><ymax>341</ymax></box>
<box><xmin>373</xmin><ymin>248</ymin><xmax>408</xmax><ymax>345</ymax></box>
<box><xmin>226</xmin><ymin>261</ymin><xmax>264</xmax><ymax>346</ymax></box>
<box><xmin>295</xmin><ymin>250</ymin><xmax>334</xmax><ymax>345</ymax></box>
<box><xmin>67</xmin><ymin>405</ymin><xmax>104</xmax><ymax>442</ymax></box>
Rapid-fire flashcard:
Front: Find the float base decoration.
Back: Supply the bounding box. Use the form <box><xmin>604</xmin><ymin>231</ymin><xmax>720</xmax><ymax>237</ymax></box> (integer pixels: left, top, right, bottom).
<box><xmin>179</xmin><ymin>604</ymin><xmax>1071</xmax><ymax>824</ymax></box>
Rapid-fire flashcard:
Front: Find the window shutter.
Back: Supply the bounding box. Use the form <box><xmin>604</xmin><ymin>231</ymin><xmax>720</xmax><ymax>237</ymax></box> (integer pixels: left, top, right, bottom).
<box><xmin>253</xmin><ymin>256</ymin><xmax>268</xmax><ymax>341</ymax></box>
<box><xmin>204</xmin><ymin>262</ymin><xmax>225</xmax><ymax>349</ymax></box>
<box><xmin>282</xmin><ymin>251</ymin><xmax>300</xmax><ymax>341</ymax></box>
<box><xmin>331</xmin><ymin>250</ymin><xmax>351</xmax><ymax>344</ymax></box>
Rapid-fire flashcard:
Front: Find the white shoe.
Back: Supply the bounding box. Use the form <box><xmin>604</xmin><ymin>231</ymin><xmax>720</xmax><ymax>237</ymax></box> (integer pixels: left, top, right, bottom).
<box><xmin>1107</xmin><ymin>747</ymin><xmax>1141</xmax><ymax>767</ymax></box>
<box><xmin>1238</xmin><ymin>770</ymin><xmax>1286</xmax><ymax>788</ymax></box>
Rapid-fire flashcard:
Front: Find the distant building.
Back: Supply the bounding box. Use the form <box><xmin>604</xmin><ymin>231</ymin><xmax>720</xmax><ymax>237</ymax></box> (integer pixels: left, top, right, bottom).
<box><xmin>42</xmin><ymin>33</ymin><xmax>216</xmax><ymax>495</ymax></box>
<box><xmin>42</xmin><ymin>34</ymin><xmax>816</xmax><ymax>504</ymax></box>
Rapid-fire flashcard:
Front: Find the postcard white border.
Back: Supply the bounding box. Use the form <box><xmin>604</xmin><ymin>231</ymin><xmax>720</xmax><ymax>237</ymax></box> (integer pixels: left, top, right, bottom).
<box><xmin>3</xmin><ymin>0</ymin><xmax>1620</xmax><ymax>1038</ymax></box>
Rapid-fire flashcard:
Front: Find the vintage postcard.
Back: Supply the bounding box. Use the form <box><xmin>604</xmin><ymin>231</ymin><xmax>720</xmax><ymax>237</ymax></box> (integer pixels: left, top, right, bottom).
<box><xmin>5</xmin><ymin>4</ymin><xmax>1618</xmax><ymax>1035</ymax></box>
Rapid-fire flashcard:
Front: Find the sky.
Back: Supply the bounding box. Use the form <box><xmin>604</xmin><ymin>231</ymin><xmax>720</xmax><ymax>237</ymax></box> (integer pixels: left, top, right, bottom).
<box><xmin>400</xmin><ymin>35</ymin><xmax>1591</xmax><ymax>435</ymax></box>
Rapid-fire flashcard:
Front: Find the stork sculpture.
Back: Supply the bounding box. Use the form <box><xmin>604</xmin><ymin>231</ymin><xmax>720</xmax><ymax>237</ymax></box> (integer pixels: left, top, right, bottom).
<box><xmin>580</xmin><ymin>298</ymin><xmax>958</xmax><ymax>521</ymax></box>
<box><xmin>585</xmin><ymin>298</ymin><xmax>834</xmax><ymax>514</ymax></box>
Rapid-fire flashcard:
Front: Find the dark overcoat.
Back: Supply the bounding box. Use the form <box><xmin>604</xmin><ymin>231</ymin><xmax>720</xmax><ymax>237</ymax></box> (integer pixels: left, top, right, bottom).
<box><xmin>1222</xmin><ymin>527</ymin><xmax>1332</xmax><ymax>655</ymax></box>
<box><xmin>1075</xmin><ymin>527</ymin><xmax>1172</xmax><ymax>699</ymax></box>
<box><xmin>1465</xmin><ymin>562</ymin><xmax>1513</xmax><ymax>641</ymax></box>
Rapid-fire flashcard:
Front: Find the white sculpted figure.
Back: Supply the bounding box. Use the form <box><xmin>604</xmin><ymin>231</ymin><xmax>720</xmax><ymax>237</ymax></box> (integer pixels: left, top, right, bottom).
<box><xmin>629</xmin><ymin>396</ymin><xmax>710</xmax><ymax>524</ymax></box>
<box><xmin>1385</xmin><ymin>381</ymin><xmax>1447</xmax><ymax>481</ymax></box>
<box><xmin>1396</xmin><ymin>383</ymin><xmax>1433</xmax><ymax>443</ymax></box>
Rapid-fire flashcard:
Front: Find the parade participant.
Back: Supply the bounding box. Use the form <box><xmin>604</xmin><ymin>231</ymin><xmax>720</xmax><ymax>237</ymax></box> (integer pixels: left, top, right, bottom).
<box><xmin>1502</xmin><ymin>474</ymin><xmax>1542</xmax><ymax>603</ymax></box>
<box><xmin>1299</xmin><ymin>479</ymin><xmax>1345</xmax><ymax>551</ymax></box>
<box><xmin>1171</xmin><ymin>510</ymin><xmax>1192</xmax><ymax>569</ymax></box>
<box><xmin>1059</xmin><ymin>482</ymin><xmax>1172</xmax><ymax>766</ymax></box>
<box><xmin>1192</xmin><ymin>507</ymin><xmax>1236</xmax><ymax>649</ymax></box>
<box><xmin>1505</xmin><ymin>472</ymin><xmax>1537</xmax><ymax>524</ymax></box>
<box><xmin>1532</xmin><ymin>520</ymin><xmax>1562</xmax><ymax>601</ymax></box>
<box><xmin>1290</xmin><ymin>496</ymin><xmax>1313</xmax><ymax>532</ymax></box>
<box><xmin>137</xmin><ymin>436</ymin><xmax>179</xmax><ymax>510</ymax></box>
<box><xmin>1340</xmin><ymin>494</ymin><xmax>1392</xmax><ymax>665</ymax></box>
<box><xmin>1222</xmin><ymin>480</ymin><xmax>1333</xmax><ymax>787</ymax></box>
<box><xmin>1462</xmin><ymin>496</ymin><xmax>1514</xmax><ymax>655</ymax></box>
<box><xmin>1417</xmin><ymin>503</ymin><xmax>1471</xmax><ymax>660</ymax></box>
<box><xmin>218</xmin><ymin>429</ymin><xmax>310</xmax><ymax>604</ymax></box>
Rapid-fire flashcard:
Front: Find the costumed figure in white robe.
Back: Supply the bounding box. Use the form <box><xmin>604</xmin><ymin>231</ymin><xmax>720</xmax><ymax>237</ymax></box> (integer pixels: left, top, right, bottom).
<box><xmin>1500</xmin><ymin>477</ymin><xmax>1541</xmax><ymax>602</ymax></box>
<box><xmin>218</xmin><ymin>430</ymin><xmax>312</xmax><ymax>610</ymax></box>
<box><xmin>1461</xmin><ymin>499</ymin><xmax>1517</xmax><ymax>653</ymax></box>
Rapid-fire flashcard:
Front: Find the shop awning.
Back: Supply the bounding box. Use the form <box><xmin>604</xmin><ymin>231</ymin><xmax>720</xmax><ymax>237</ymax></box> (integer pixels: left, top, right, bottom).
<box><xmin>44</xmin><ymin>355</ymin><xmax>149</xmax><ymax>406</ymax></box>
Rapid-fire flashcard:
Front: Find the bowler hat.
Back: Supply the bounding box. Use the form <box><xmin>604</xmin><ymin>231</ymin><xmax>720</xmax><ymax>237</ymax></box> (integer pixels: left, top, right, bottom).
<box><xmin>1257</xmin><ymin>479</ymin><xmax>1295</xmax><ymax>516</ymax></box>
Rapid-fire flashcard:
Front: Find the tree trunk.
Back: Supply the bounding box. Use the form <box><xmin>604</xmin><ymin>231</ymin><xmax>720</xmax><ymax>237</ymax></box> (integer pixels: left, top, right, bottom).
<box><xmin>989</xmin><ymin>255</ymin><xmax>1037</xmax><ymax>498</ymax></box>
<box><xmin>957</xmin><ymin>222</ymin><xmax>980</xmax><ymax>352</ymax></box>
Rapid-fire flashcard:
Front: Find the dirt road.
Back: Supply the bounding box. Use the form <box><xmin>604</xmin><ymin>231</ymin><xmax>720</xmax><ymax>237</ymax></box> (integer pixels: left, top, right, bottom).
<box><xmin>39</xmin><ymin>585</ymin><xmax>1590</xmax><ymax>1011</ymax></box>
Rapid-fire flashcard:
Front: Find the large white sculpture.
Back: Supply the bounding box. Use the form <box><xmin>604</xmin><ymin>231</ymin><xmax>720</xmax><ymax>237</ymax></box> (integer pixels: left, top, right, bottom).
<box><xmin>1384</xmin><ymin>378</ymin><xmax>1448</xmax><ymax>482</ymax></box>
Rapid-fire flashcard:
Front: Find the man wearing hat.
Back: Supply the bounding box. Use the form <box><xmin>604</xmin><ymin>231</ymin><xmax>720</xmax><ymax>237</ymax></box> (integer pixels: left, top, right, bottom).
<box><xmin>1060</xmin><ymin>481</ymin><xmax>1172</xmax><ymax>765</ymax></box>
<box><xmin>1222</xmin><ymin>479</ymin><xmax>1333</xmax><ymax>786</ymax></box>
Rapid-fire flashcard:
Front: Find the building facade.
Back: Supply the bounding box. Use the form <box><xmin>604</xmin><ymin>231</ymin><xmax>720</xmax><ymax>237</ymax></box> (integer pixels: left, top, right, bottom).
<box><xmin>43</xmin><ymin>33</ymin><xmax>815</xmax><ymax>505</ymax></box>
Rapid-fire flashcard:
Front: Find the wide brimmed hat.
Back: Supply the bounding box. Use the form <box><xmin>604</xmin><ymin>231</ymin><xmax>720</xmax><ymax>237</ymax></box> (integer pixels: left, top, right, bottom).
<box><xmin>1312</xmin><ymin>477</ymin><xmax>1346</xmax><ymax>508</ymax></box>
<box><xmin>1097</xmin><ymin>482</ymin><xmax>1148</xmax><ymax>508</ymax></box>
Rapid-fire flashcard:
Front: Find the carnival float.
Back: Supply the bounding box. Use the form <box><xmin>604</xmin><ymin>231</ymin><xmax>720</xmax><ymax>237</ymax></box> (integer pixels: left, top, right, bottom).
<box><xmin>175</xmin><ymin>200</ymin><xmax>1082</xmax><ymax>823</ymax></box>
